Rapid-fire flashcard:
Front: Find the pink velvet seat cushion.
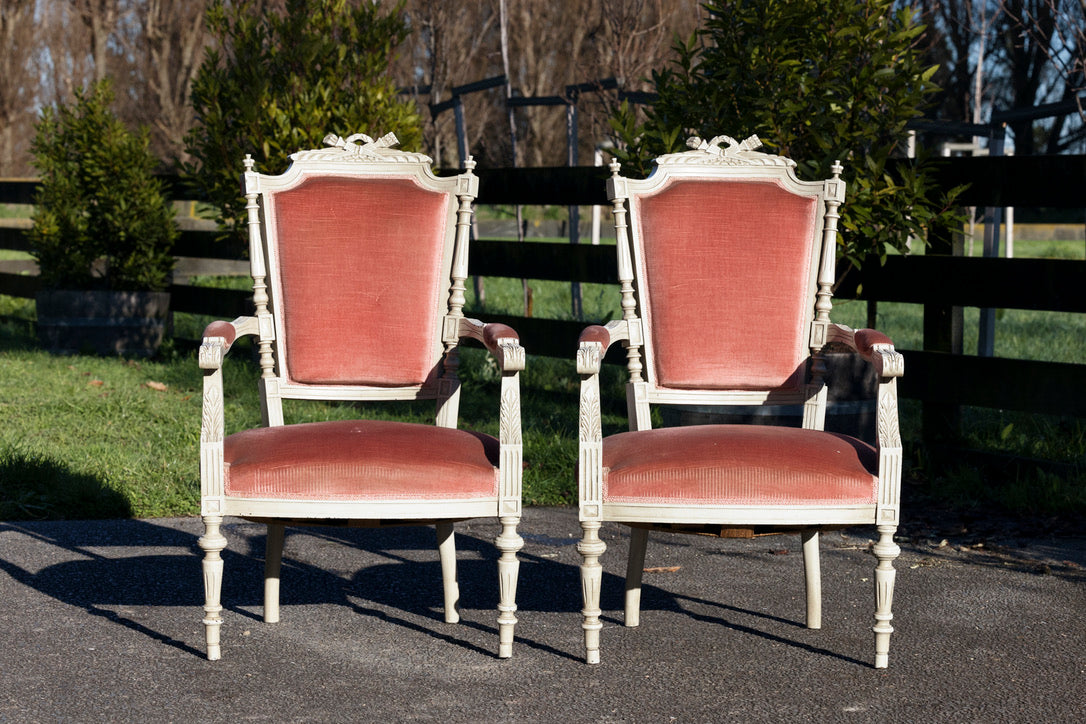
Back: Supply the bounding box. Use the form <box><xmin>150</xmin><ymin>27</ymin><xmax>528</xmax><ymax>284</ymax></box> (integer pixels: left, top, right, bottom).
<box><xmin>224</xmin><ymin>420</ymin><xmax>500</xmax><ymax>500</ymax></box>
<box><xmin>603</xmin><ymin>425</ymin><xmax>878</xmax><ymax>506</ymax></box>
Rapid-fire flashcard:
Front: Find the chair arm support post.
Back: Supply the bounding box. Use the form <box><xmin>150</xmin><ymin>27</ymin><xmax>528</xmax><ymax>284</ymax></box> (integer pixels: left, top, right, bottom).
<box><xmin>455</xmin><ymin>318</ymin><xmax>523</xmax><ymax>516</ymax></box>
<box><xmin>825</xmin><ymin>324</ymin><xmax>903</xmax><ymax>525</ymax></box>
<box><xmin>498</xmin><ymin>371</ymin><xmax>523</xmax><ymax>518</ymax></box>
<box><xmin>578</xmin><ymin>345</ymin><xmax>604</xmax><ymax>520</ymax></box>
<box><xmin>576</xmin><ymin>321</ymin><xmax>631</xmax><ymax>520</ymax></box>
<box><xmin>200</xmin><ymin>317</ymin><xmax>259</xmax><ymax>517</ymax></box>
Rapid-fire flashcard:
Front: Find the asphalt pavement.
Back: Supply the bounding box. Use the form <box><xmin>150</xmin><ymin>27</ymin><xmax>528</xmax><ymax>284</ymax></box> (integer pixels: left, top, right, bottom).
<box><xmin>1</xmin><ymin>507</ymin><xmax>1083</xmax><ymax>723</ymax></box>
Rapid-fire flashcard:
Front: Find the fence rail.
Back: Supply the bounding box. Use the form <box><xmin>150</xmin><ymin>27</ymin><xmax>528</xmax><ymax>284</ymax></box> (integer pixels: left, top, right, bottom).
<box><xmin>2</xmin><ymin>156</ymin><xmax>1085</xmax><ymax>428</ymax></box>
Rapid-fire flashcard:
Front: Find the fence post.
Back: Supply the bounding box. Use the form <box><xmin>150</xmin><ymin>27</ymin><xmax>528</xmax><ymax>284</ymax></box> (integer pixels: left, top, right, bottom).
<box><xmin>922</xmin><ymin>224</ymin><xmax>964</xmax><ymax>450</ymax></box>
<box><xmin>977</xmin><ymin>123</ymin><xmax>1007</xmax><ymax>357</ymax></box>
<box><xmin>567</xmin><ymin>95</ymin><xmax>582</xmax><ymax>320</ymax></box>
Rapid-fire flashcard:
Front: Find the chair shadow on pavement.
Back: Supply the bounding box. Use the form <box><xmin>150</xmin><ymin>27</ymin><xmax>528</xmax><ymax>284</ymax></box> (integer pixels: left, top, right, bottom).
<box><xmin>0</xmin><ymin>517</ymin><xmax>877</xmax><ymax>666</ymax></box>
<box><xmin>0</xmin><ymin>519</ymin><xmax>208</xmax><ymax>658</ymax></box>
<box><xmin>0</xmin><ymin>519</ymin><xmax>602</xmax><ymax>662</ymax></box>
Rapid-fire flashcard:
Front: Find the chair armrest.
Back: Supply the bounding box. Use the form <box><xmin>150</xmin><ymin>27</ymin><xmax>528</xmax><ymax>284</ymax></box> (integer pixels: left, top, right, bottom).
<box><xmin>827</xmin><ymin>324</ymin><xmax>904</xmax><ymax>378</ymax></box>
<box><xmin>577</xmin><ymin>320</ymin><xmax>629</xmax><ymax>375</ymax></box>
<box><xmin>828</xmin><ymin>325</ymin><xmax>904</xmax><ymax>466</ymax></box>
<box><xmin>458</xmin><ymin>317</ymin><xmax>525</xmax><ymax>372</ymax></box>
<box><xmin>199</xmin><ymin>317</ymin><xmax>260</xmax><ymax>370</ymax></box>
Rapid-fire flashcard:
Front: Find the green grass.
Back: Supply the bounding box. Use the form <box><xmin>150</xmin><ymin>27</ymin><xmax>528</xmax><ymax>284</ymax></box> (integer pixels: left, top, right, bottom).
<box><xmin>0</xmin><ymin>204</ymin><xmax>33</xmax><ymax>220</ymax></box>
<box><xmin>0</xmin><ymin>326</ymin><xmax>202</xmax><ymax>519</ymax></box>
<box><xmin>0</xmin><ymin>289</ymin><xmax>630</xmax><ymax>520</ymax></box>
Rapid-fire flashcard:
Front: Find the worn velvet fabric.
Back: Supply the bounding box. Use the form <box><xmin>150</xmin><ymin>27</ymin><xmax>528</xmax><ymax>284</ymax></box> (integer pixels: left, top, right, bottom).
<box><xmin>854</xmin><ymin>328</ymin><xmax>894</xmax><ymax>356</ymax></box>
<box><xmin>268</xmin><ymin>176</ymin><xmax>450</xmax><ymax>386</ymax></box>
<box><xmin>202</xmin><ymin>320</ymin><xmax>237</xmax><ymax>346</ymax></box>
<box><xmin>602</xmin><ymin>425</ymin><xmax>878</xmax><ymax>505</ymax></box>
<box><xmin>224</xmin><ymin>420</ymin><xmax>500</xmax><ymax>500</ymax></box>
<box><xmin>633</xmin><ymin>179</ymin><xmax>819</xmax><ymax>391</ymax></box>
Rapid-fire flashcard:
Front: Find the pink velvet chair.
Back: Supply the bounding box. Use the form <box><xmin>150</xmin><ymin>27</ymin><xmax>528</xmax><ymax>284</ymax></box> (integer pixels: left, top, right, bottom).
<box><xmin>197</xmin><ymin>133</ymin><xmax>524</xmax><ymax>661</ymax></box>
<box><xmin>576</xmin><ymin>135</ymin><xmax>904</xmax><ymax>667</ymax></box>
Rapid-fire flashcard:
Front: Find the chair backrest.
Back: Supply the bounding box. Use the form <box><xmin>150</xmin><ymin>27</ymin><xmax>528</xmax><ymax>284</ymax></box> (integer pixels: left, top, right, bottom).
<box><xmin>242</xmin><ymin>133</ymin><xmax>478</xmax><ymax>420</ymax></box>
<box><xmin>609</xmin><ymin>135</ymin><xmax>845</xmax><ymax>404</ymax></box>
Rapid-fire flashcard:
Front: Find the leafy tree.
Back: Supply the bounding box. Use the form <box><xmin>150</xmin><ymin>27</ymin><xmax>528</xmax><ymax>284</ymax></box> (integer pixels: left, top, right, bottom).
<box><xmin>29</xmin><ymin>80</ymin><xmax>177</xmax><ymax>292</ymax></box>
<box><xmin>183</xmin><ymin>0</ymin><xmax>422</xmax><ymax>243</ymax></box>
<box><xmin>609</xmin><ymin>0</ymin><xmax>965</xmax><ymax>269</ymax></box>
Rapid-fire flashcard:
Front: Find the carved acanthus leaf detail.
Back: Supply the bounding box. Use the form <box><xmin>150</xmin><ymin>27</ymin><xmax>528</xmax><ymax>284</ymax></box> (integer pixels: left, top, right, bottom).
<box><xmin>199</xmin><ymin>338</ymin><xmax>225</xmax><ymax>370</ymax></box>
<box><xmin>201</xmin><ymin>382</ymin><xmax>224</xmax><ymax>443</ymax></box>
<box><xmin>500</xmin><ymin>387</ymin><xmax>522</xmax><ymax>444</ymax></box>
<box><xmin>877</xmin><ymin>387</ymin><xmax>901</xmax><ymax>448</ymax></box>
<box><xmin>580</xmin><ymin>385</ymin><xmax>602</xmax><ymax>442</ymax></box>
<box><xmin>577</xmin><ymin>343</ymin><xmax>602</xmax><ymax>375</ymax></box>
<box><xmin>874</xmin><ymin>348</ymin><xmax>905</xmax><ymax>378</ymax></box>
<box><xmin>498</xmin><ymin>342</ymin><xmax>526</xmax><ymax>373</ymax></box>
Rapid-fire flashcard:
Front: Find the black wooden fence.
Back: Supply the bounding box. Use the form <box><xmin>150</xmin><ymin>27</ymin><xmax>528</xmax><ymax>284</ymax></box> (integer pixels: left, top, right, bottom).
<box><xmin>2</xmin><ymin>156</ymin><xmax>1085</xmax><ymax>436</ymax></box>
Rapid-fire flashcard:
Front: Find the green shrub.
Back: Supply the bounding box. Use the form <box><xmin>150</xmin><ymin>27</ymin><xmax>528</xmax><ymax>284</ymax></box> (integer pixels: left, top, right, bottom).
<box><xmin>29</xmin><ymin>81</ymin><xmax>178</xmax><ymax>292</ymax></box>
<box><xmin>184</xmin><ymin>0</ymin><xmax>422</xmax><ymax>245</ymax></box>
<box><xmin>609</xmin><ymin>0</ymin><xmax>965</xmax><ymax>268</ymax></box>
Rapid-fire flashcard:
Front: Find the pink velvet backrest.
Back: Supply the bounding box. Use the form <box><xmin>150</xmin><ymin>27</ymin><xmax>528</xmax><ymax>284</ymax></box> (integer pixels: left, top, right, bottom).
<box><xmin>264</xmin><ymin>175</ymin><xmax>452</xmax><ymax>386</ymax></box>
<box><xmin>631</xmin><ymin>177</ymin><xmax>821</xmax><ymax>392</ymax></box>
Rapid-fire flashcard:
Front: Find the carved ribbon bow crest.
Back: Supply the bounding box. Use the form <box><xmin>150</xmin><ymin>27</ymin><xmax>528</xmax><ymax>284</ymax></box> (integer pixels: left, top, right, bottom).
<box><xmin>322</xmin><ymin>132</ymin><xmax>400</xmax><ymax>157</ymax></box>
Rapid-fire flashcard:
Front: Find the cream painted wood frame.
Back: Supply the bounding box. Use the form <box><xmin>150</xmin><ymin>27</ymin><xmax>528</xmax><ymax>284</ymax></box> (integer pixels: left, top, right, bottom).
<box><xmin>576</xmin><ymin>135</ymin><xmax>904</xmax><ymax>668</ymax></box>
<box><xmin>198</xmin><ymin>133</ymin><xmax>524</xmax><ymax>661</ymax></box>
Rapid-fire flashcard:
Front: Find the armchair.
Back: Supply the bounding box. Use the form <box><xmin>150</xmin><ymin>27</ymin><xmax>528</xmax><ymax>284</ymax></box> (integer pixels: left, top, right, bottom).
<box><xmin>197</xmin><ymin>133</ymin><xmax>524</xmax><ymax>660</ymax></box>
<box><xmin>576</xmin><ymin>135</ymin><xmax>904</xmax><ymax>667</ymax></box>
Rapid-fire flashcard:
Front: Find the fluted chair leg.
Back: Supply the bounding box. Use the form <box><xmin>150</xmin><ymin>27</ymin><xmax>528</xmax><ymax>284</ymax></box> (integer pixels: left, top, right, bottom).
<box><xmin>624</xmin><ymin>526</ymin><xmax>648</xmax><ymax>627</ymax></box>
<box><xmin>495</xmin><ymin>517</ymin><xmax>522</xmax><ymax>658</ymax></box>
<box><xmin>436</xmin><ymin>522</ymin><xmax>461</xmax><ymax>624</ymax></box>
<box><xmin>578</xmin><ymin>520</ymin><xmax>607</xmax><ymax>664</ymax></box>
<box><xmin>263</xmin><ymin>523</ymin><xmax>285</xmax><ymax>624</ymax></box>
<box><xmin>199</xmin><ymin>515</ymin><xmax>228</xmax><ymax>661</ymax></box>
<box><xmin>801</xmin><ymin>529</ymin><xmax>822</xmax><ymax>629</ymax></box>
<box><xmin>872</xmin><ymin>525</ymin><xmax>900</xmax><ymax>668</ymax></box>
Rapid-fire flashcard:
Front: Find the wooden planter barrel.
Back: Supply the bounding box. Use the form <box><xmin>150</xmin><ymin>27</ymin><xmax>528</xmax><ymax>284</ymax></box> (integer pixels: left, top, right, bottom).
<box><xmin>35</xmin><ymin>289</ymin><xmax>170</xmax><ymax>357</ymax></box>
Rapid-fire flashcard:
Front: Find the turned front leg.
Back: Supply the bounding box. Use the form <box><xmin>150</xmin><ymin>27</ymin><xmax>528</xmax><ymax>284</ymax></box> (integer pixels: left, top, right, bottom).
<box><xmin>872</xmin><ymin>525</ymin><xmax>900</xmax><ymax>668</ymax></box>
<box><xmin>199</xmin><ymin>515</ymin><xmax>228</xmax><ymax>661</ymax></box>
<box><xmin>578</xmin><ymin>520</ymin><xmax>607</xmax><ymax>664</ymax></box>
<box><xmin>495</xmin><ymin>516</ymin><xmax>522</xmax><ymax>658</ymax></box>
